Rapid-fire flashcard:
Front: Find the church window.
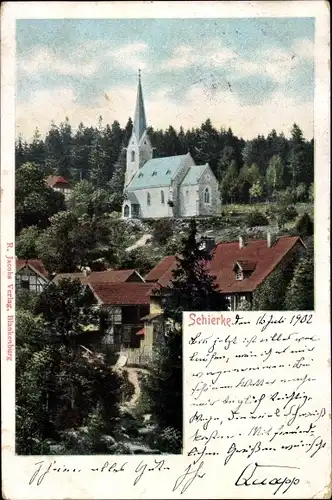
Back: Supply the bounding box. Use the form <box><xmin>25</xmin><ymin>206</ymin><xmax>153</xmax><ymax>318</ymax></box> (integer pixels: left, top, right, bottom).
<box><xmin>124</xmin><ymin>205</ymin><xmax>130</xmax><ymax>218</ymax></box>
<box><xmin>147</xmin><ymin>192</ymin><xmax>151</xmax><ymax>206</ymax></box>
<box><xmin>131</xmin><ymin>151</ymin><xmax>135</xmax><ymax>162</ymax></box>
<box><xmin>161</xmin><ymin>190</ymin><xmax>165</xmax><ymax>203</ymax></box>
<box><xmin>186</xmin><ymin>190</ymin><xmax>189</xmax><ymax>198</ymax></box>
<box><xmin>204</xmin><ymin>187</ymin><xmax>210</xmax><ymax>204</ymax></box>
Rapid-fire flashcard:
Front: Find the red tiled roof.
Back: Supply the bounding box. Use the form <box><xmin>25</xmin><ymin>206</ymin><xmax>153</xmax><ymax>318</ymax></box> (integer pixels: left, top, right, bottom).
<box><xmin>144</xmin><ymin>255</ymin><xmax>177</xmax><ymax>282</ymax></box>
<box><xmin>53</xmin><ymin>269</ymin><xmax>143</xmax><ymax>285</ymax></box>
<box><xmin>88</xmin><ymin>269</ymin><xmax>143</xmax><ymax>283</ymax></box>
<box><xmin>90</xmin><ymin>282</ymin><xmax>152</xmax><ymax>305</ymax></box>
<box><xmin>16</xmin><ymin>259</ymin><xmax>48</xmax><ymax>278</ymax></box>
<box><xmin>136</xmin><ymin>328</ymin><xmax>145</xmax><ymax>336</ymax></box>
<box><xmin>148</xmin><ymin>236</ymin><xmax>305</xmax><ymax>294</ymax></box>
<box><xmin>46</xmin><ymin>175</ymin><xmax>69</xmax><ymax>187</ymax></box>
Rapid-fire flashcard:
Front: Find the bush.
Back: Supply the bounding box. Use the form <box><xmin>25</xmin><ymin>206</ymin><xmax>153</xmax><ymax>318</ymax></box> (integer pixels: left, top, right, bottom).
<box><xmin>279</xmin><ymin>205</ymin><xmax>298</xmax><ymax>223</ymax></box>
<box><xmin>152</xmin><ymin>219</ymin><xmax>174</xmax><ymax>246</ymax></box>
<box><xmin>295</xmin><ymin>212</ymin><xmax>314</xmax><ymax>237</ymax></box>
<box><xmin>245</xmin><ymin>211</ymin><xmax>269</xmax><ymax>227</ymax></box>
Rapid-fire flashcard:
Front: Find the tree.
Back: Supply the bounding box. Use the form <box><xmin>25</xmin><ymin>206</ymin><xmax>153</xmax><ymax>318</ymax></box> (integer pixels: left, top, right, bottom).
<box><xmin>108</xmin><ymin>147</ymin><xmax>126</xmax><ymax>212</ymax></box>
<box><xmin>69</xmin><ymin>180</ymin><xmax>110</xmax><ymax>217</ymax></box>
<box><xmin>294</xmin><ymin>212</ymin><xmax>314</xmax><ymax>238</ymax></box>
<box><xmin>15</xmin><ymin>162</ymin><xmax>66</xmax><ymax>234</ymax></box>
<box><xmin>37</xmin><ymin>210</ymin><xmax>127</xmax><ymax>274</ymax></box>
<box><xmin>285</xmin><ymin>246</ymin><xmax>314</xmax><ymax>310</ymax></box>
<box><xmin>266</xmin><ymin>154</ymin><xmax>284</xmax><ymax>198</ymax></box>
<box><xmin>295</xmin><ymin>182</ymin><xmax>307</xmax><ymax>202</ymax></box>
<box><xmin>216</xmin><ymin>145</ymin><xmax>236</xmax><ymax>181</ymax></box>
<box><xmin>35</xmin><ymin>278</ymin><xmax>99</xmax><ymax>343</ymax></box>
<box><xmin>143</xmin><ymin>220</ymin><xmax>229</xmax><ymax>448</ymax></box>
<box><xmin>15</xmin><ymin>226</ymin><xmax>42</xmax><ymax>259</ymax></box>
<box><xmin>26</xmin><ymin>128</ymin><xmax>46</xmax><ymax>168</ymax></box>
<box><xmin>220</xmin><ymin>160</ymin><xmax>239</xmax><ymax>203</ymax></box>
<box><xmin>249</xmin><ymin>180</ymin><xmax>263</xmax><ymax>202</ymax></box>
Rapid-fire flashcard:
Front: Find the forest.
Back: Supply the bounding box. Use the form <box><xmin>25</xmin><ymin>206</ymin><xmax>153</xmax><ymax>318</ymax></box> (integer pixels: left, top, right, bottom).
<box><xmin>16</xmin><ymin>117</ymin><xmax>314</xmax><ymax>209</ymax></box>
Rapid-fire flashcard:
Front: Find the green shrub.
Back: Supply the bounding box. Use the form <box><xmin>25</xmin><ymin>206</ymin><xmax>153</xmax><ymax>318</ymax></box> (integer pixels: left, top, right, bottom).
<box><xmin>152</xmin><ymin>219</ymin><xmax>174</xmax><ymax>246</ymax></box>
<box><xmin>295</xmin><ymin>212</ymin><xmax>314</xmax><ymax>237</ymax></box>
<box><xmin>245</xmin><ymin>211</ymin><xmax>269</xmax><ymax>227</ymax></box>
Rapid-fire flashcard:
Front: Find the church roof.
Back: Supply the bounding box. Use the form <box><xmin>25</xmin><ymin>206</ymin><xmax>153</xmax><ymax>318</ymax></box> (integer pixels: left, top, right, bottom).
<box><xmin>181</xmin><ymin>164</ymin><xmax>208</xmax><ymax>186</ymax></box>
<box><xmin>133</xmin><ymin>71</ymin><xmax>147</xmax><ymax>142</ymax></box>
<box><xmin>126</xmin><ymin>155</ymin><xmax>188</xmax><ymax>190</ymax></box>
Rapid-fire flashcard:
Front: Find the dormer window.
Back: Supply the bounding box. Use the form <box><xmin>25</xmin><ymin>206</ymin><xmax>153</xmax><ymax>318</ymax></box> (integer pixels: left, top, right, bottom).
<box><xmin>131</xmin><ymin>151</ymin><xmax>135</xmax><ymax>162</ymax></box>
<box><xmin>235</xmin><ymin>268</ymin><xmax>244</xmax><ymax>280</ymax></box>
<box><xmin>138</xmin><ymin>173</ymin><xmax>143</xmax><ymax>178</ymax></box>
<box><xmin>166</xmin><ymin>169</ymin><xmax>171</xmax><ymax>175</ymax></box>
<box><xmin>151</xmin><ymin>171</ymin><xmax>157</xmax><ymax>176</ymax></box>
<box><xmin>233</xmin><ymin>260</ymin><xmax>256</xmax><ymax>281</ymax></box>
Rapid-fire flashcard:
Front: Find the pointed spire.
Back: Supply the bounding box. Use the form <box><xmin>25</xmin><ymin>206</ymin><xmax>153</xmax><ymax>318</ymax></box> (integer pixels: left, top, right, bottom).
<box><xmin>134</xmin><ymin>69</ymin><xmax>147</xmax><ymax>142</ymax></box>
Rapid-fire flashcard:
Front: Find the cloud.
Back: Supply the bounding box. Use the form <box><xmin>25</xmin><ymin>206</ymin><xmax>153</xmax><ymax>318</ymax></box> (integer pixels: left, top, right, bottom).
<box><xmin>163</xmin><ymin>41</ymin><xmax>237</xmax><ymax>71</ymax></box>
<box><xmin>19</xmin><ymin>48</ymin><xmax>99</xmax><ymax>77</ymax></box>
<box><xmin>107</xmin><ymin>42</ymin><xmax>149</xmax><ymax>71</ymax></box>
<box><xmin>16</xmin><ymin>82</ymin><xmax>313</xmax><ymax>142</ymax></box>
<box><xmin>234</xmin><ymin>38</ymin><xmax>314</xmax><ymax>83</ymax></box>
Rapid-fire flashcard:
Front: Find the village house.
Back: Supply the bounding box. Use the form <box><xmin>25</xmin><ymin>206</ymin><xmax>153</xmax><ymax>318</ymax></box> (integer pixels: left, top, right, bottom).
<box><xmin>46</xmin><ymin>175</ymin><xmax>72</xmax><ymax>201</ymax></box>
<box><xmin>139</xmin><ymin>234</ymin><xmax>306</xmax><ymax>352</ymax></box>
<box><xmin>53</xmin><ymin>268</ymin><xmax>152</xmax><ymax>362</ymax></box>
<box><xmin>122</xmin><ymin>71</ymin><xmax>221</xmax><ymax>219</ymax></box>
<box><xmin>16</xmin><ymin>259</ymin><xmax>50</xmax><ymax>293</ymax></box>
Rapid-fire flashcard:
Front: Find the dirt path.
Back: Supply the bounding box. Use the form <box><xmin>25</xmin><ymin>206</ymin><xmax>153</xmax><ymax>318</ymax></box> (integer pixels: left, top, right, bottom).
<box><xmin>125</xmin><ymin>233</ymin><xmax>152</xmax><ymax>253</ymax></box>
<box><xmin>121</xmin><ymin>367</ymin><xmax>149</xmax><ymax>408</ymax></box>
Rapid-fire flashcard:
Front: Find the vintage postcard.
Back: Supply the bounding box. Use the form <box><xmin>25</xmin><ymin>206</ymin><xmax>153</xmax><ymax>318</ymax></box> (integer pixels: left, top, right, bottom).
<box><xmin>1</xmin><ymin>1</ymin><xmax>330</xmax><ymax>498</ymax></box>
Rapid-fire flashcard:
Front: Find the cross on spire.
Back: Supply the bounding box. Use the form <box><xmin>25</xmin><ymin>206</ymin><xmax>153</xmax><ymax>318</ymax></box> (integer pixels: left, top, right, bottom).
<box><xmin>138</xmin><ymin>68</ymin><xmax>141</xmax><ymax>79</ymax></box>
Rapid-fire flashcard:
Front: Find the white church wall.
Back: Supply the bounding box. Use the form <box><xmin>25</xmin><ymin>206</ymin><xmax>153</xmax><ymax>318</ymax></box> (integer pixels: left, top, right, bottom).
<box><xmin>127</xmin><ymin>186</ymin><xmax>172</xmax><ymax>218</ymax></box>
<box><xmin>171</xmin><ymin>153</ymin><xmax>195</xmax><ymax>217</ymax></box>
<box><xmin>197</xmin><ymin>168</ymin><xmax>221</xmax><ymax>216</ymax></box>
<box><xmin>179</xmin><ymin>185</ymin><xmax>199</xmax><ymax>217</ymax></box>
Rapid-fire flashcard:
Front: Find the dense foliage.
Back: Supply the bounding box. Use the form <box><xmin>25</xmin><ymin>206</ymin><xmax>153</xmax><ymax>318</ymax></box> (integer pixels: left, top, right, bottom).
<box><xmin>16</xmin><ymin>281</ymin><xmax>125</xmax><ymax>455</ymax></box>
<box><xmin>16</xmin><ymin>119</ymin><xmax>313</xmax><ymax>208</ymax></box>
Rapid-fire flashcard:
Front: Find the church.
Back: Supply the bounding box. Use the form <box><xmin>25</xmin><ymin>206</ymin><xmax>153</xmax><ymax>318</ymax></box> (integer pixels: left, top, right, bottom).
<box><xmin>122</xmin><ymin>71</ymin><xmax>221</xmax><ymax>219</ymax></box>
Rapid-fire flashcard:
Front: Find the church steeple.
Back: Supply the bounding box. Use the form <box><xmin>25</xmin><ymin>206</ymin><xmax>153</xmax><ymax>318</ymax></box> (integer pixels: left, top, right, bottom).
<box><xmin>133</xmin><ymin>69</ymin><xmax>147</xmax><ymax>141</ymax></box>
<box><xmin>124</xmin><ymin>70</ymin><xmax>153</xmax><ymax>188</ymax></box>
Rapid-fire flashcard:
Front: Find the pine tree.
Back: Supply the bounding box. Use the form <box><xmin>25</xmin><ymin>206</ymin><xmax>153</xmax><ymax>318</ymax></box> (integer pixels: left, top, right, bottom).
<box><xmin>144</xmin><ymin>220</ymin><xmax>228</xmax><ymax>448</ymax></box>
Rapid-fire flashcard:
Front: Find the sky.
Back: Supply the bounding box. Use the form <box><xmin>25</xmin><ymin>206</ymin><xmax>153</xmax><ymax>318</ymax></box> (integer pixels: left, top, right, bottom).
<box><xmin>16</xmin><ymin>18</ymin><xmax>315</xmax><ymax>141</ymax></box>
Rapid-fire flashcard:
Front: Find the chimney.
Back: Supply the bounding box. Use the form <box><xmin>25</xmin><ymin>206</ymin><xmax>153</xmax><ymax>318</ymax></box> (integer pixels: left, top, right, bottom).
<box><xmin>83</xmin><ymin>267</ymin><xmax>91</xmax><ymax>277</ymax></box>
<box><xmin>239</xmin><ymin>236</ymin><xmax>244</xmax><ymax>249</ymax></box>
<box><xmin>267</xmin><ymin>232</ymin><xmax>274</xmax><ymax>248</ymax></box>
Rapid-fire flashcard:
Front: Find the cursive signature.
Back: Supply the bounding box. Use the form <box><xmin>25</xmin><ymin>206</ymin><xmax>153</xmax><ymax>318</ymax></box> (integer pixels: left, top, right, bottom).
<box><xmin>235</xmin><ymin>462</ymin><xmax>300</xmax><ymax>495</ymax></box>
<box><xmin>172</xmin><ymin>461</ymin><xmax>206</xmax><ymax>494</ymax></box>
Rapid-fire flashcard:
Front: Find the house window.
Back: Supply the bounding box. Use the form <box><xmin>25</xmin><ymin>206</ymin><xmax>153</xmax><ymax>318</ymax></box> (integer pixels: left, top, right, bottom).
<box><xmin>131</xmin><ymin>150</ymin><xmax>135</xmax><ymax>162</ymax></box>
<box><xmin>161</xmin><ymin>190</ymin><xmax>165</xmax><ymax>203</ymax></box>
<box><xmin>235</xmin><ymin>268</ymin><xmax>243</xmax><ymax>280</ymax></box>
<box><xmin>147</xmin><ymin>192</ymin><xmax>151</xmax><ymax>206</ymax></box>
<box><xmin>124</xmin><ymin>204</ymin><xmax>130</xmax><ymax>217</ymax></box>
<box><xmin>204</xmin><ymin>187</ymin><xmax>210</xmax><ymax>204</ymax></box>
